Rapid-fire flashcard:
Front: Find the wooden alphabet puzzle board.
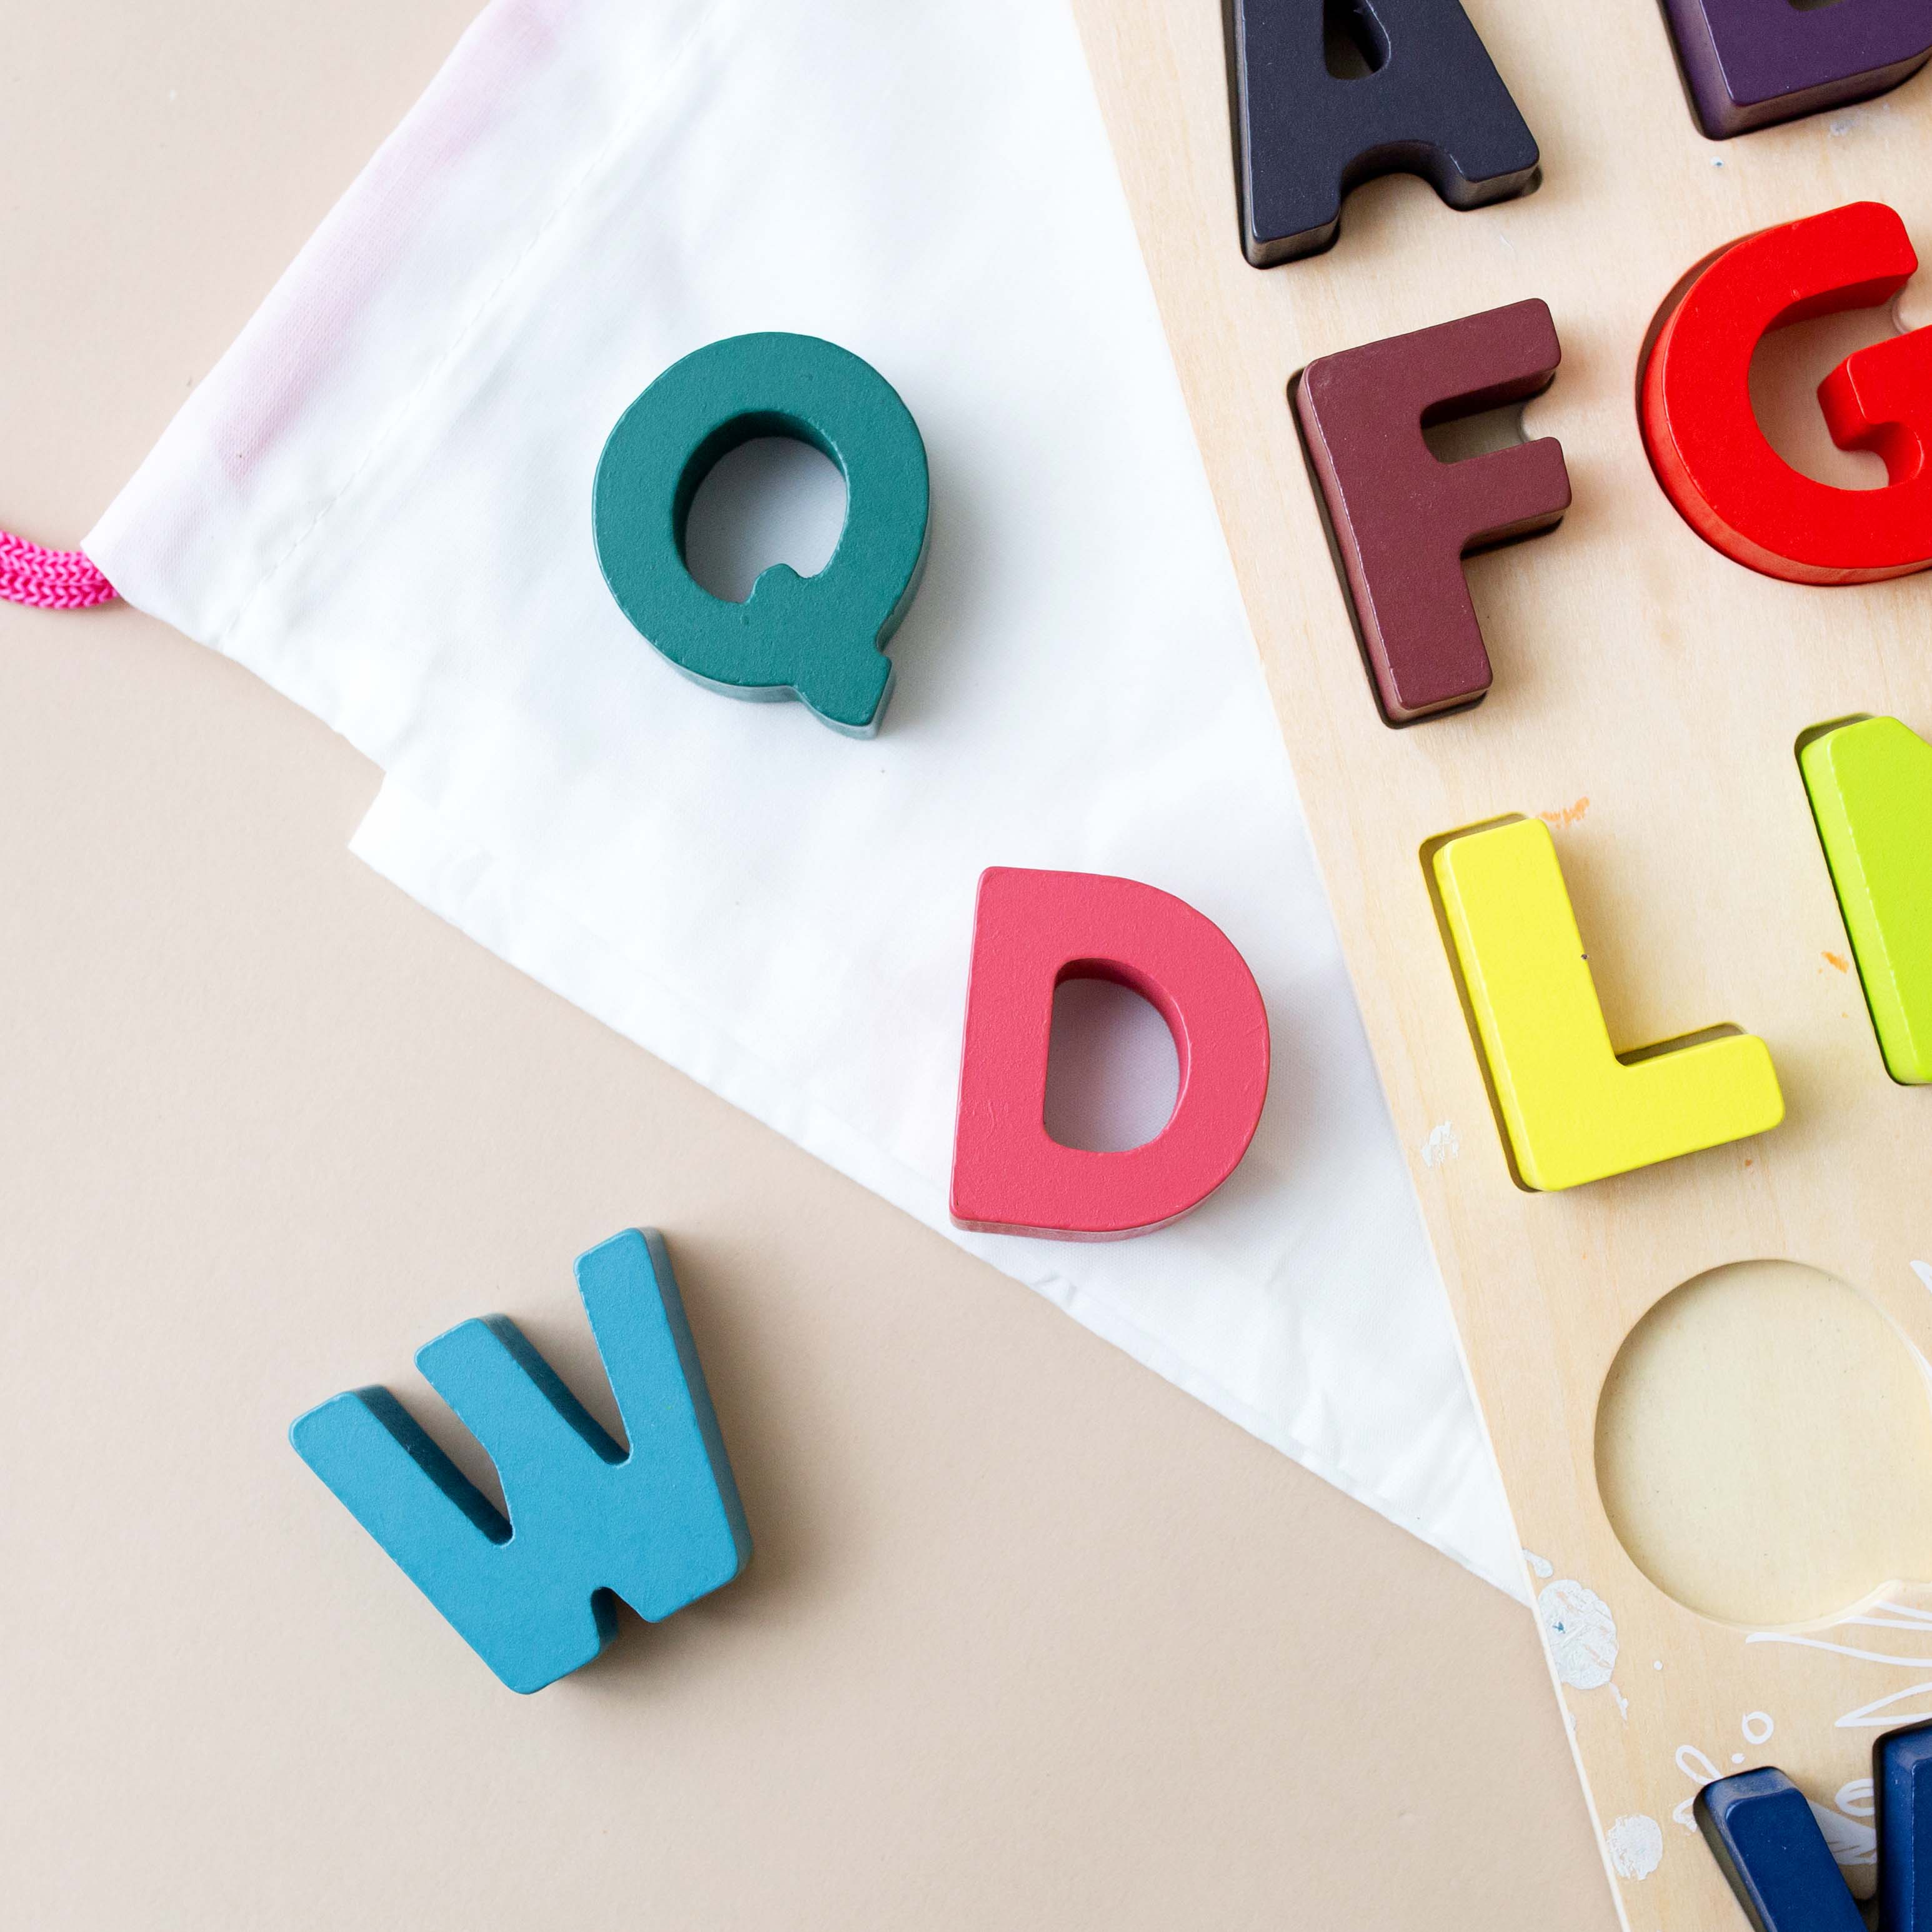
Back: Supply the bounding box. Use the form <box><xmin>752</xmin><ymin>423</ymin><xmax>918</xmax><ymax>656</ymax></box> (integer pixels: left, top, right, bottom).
<box><xmin>1069</xmin><ymin>0</ymin><xmax>1932</xmax><ymax>1923</ymax></box>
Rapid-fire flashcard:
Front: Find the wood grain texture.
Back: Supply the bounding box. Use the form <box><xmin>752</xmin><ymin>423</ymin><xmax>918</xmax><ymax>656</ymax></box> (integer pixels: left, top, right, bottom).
<box><xmin>1070</xmin><ymin>0</ymin><xmax>1932</xmax><ymax>1923</ymax></box>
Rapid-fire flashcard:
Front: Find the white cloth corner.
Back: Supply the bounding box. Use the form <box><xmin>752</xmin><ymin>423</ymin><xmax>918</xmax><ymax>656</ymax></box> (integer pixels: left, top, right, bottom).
<box><xmin>86</xmin><ymin>0</ymin><xmax>1523</xmax><ymax>1596</ymax></box>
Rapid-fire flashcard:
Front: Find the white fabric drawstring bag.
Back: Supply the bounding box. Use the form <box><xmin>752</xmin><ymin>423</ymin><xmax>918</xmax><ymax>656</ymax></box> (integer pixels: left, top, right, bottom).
<box><xmin>82</xmin><ymin>0</ymin><xmax>1523</xmax><ymax>1593</ymax></box>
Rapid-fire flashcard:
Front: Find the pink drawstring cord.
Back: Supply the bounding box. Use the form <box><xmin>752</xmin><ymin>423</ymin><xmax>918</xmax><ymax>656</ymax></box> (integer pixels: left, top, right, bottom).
<box><xmin>0</xmin><ymin>529</ymin><xmax>116</xmax><ymax>610</ymax></box>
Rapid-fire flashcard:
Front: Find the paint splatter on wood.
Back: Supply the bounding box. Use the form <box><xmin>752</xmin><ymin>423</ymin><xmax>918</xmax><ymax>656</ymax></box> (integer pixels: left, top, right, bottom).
<box><xmin>1539</xmin><ymin>1578</ymin><xmax>1618</xmax><ymax>1688</ymax></box>
<box><xmin>1606</xmin><ymin>1813</ymin><xmax>1663</xmax><ymax>1880</ymax></box>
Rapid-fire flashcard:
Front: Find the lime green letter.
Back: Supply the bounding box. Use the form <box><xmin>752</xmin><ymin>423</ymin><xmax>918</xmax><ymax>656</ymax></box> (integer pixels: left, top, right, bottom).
<box><xmin>1801</xmin><ymin>716</ymin><xmax>1932</xmax><ymax>1084</ymax></box>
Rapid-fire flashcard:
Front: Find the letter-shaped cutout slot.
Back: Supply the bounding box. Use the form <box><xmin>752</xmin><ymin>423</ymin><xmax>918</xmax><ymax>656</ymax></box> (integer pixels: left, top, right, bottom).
<box><xmin>1800</xmin><ymin>715</ymin><xmax>1932</xmax><ymax>1083</ymax></box>
<box><xmin>1428</xmin><ymin>817</ymin><xmax>1783</xmax><ymax>1190</ymax></box>
<box><xmin>1295</xmin><ymin>299</ymin><xmax>1571</xmax><ymax>724</ymax></box>
<box><xmin>291</xmin><ymin>1230</ymin><xmax>750</xmax><ymax>1693</ymax></box>
<box><xmin>1231</xmin><ymin>0</ymin><xmax>1540</xmax><ymax>266</ymax></box>
<box><xmin>1641</xmin><ymin>202</ymin><xmax>1932</xmax><ymax>585</ymax></box>
<box><xmin>1660</xmin><ymin>0</ymin><xmax>1932</xmax><ymax>139</ymax></box>
<box><xmin>949</xmin><ymin>868</ymin><xmax>1271</xmax><ymax>1239</ymax></box>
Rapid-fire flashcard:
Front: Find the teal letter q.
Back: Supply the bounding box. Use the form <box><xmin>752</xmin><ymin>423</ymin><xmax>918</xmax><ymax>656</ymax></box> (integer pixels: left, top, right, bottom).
<box><xmin>593</xmin><ymin>332</ymin><xmax>931</xmax><ymax>738</ymax></box>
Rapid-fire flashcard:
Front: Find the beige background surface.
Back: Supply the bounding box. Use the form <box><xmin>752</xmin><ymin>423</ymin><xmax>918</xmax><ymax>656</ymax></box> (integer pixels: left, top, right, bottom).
<box><xmin>0</xmin><ymin>3</ymin><xmax>1610</xmax><ymax>1925</ymax></box>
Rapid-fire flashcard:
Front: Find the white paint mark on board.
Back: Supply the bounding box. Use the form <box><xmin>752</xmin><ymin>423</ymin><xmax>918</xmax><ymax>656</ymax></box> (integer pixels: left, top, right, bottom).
<box><xmin>1523</xmin><ymin>1548</ymin><xmax>1553</xmax><ymax>1580</ymax></box>
<box><xmin>1911</xmin><ymin>1260</ymin><xmax>1932</xmax><ymax>1295</ymax></box>
<box><xmin>1810</xmin><ymin>1800</ymin><xmax>1878</xmax><ymax>1868</ymax></box>
<box><xmin>1540</xmin><ymin>1580</ymin><xmax>1618</xmax><ymax>1690</ymax></box>
<box><xmin>1838</xmin><ymin>1779</ymin><xmax>1875</xmax><ymax>1819</ymax></box>
<box><xmin>1674</xmin><ymin>1743</ymin><xmax>1719</xmax><ymax>1832</ymax></box>
<box><xmin>1828</xmin><ymin>104</ymin><xmax>1883</xmax><ymax>138</ymax></box>
<box><xmin>1747</xmin><ymin>1600</ymin><xmax>1932</xmax><ymax>1728</ymax></box>
<box><xmin>1742</xmin><ymin>1711</ymin><xmax>1773</xmax><ymax>1746</ymax></box>
<box><xmin>1422</xmin><ymin>1121</ymin><xmax>1461</xmax><ymax>1168</ymax></box>
<box><xmin>1606</xmin><ymin>1814</ymin><xmax>1664</xmax><ymax>1881</ymax></box>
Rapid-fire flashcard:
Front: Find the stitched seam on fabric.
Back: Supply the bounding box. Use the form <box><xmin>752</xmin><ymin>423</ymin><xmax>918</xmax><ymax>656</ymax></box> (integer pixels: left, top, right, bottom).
<box><xmin>211</xmin><ymin>1</ymin><xmax>720</xmax><ymax>656</ymax></box>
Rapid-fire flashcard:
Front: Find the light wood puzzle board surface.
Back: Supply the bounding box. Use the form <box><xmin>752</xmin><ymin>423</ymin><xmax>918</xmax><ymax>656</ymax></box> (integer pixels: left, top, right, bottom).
<box><xmin>1072</xmin><ymin>1</ymin><xmax>1932</xmax><ymax>1926</ymax></box>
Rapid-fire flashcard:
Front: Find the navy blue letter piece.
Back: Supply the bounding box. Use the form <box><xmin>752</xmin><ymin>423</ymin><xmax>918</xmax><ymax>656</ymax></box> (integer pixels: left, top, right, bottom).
<box><xmin>1697</xmin><ymin>1721</ymin><xmax>1932</xmax><ymax>1932</ymax></box>
<box><xmin>1882</xmin><ymin>1721</ymin><xmax>1932</xmax><ymax>1932</ymax></box>
<box><xmin>1232</xmin><ymin>0</ymin><xmax>1541</xmax><ymax>267</ymax></box>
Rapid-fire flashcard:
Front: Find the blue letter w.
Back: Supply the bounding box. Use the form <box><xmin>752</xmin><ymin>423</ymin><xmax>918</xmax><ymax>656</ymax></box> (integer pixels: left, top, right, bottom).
<box><xmin>1700</xmin><ymin>1721</ymin><xmax>1932</xmax><ymax>1932</ymax></box>
<box><xmin>291</xmin><ymin>1229</ymin><xmax>751</xmax><ymax>1693</ymax></box>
